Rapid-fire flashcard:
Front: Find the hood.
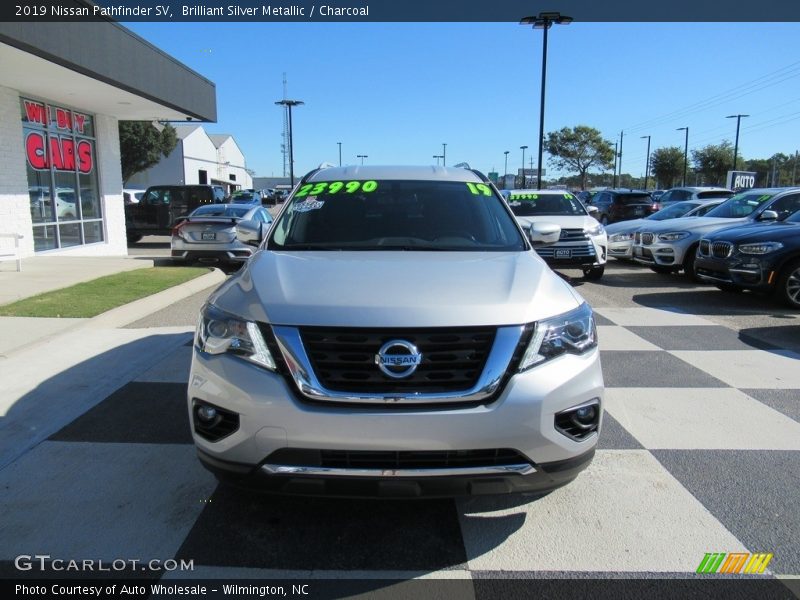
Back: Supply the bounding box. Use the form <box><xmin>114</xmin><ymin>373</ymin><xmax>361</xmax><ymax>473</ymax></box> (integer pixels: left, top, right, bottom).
<box><xmin>605</xmin><ymin>218</ymin><xmax>647</xmax><ymax>234</ymax></box>
<box><xmin>704</xmin><ymin>220</ymin><xmax>800</xmax><ymax>243</ymax></box>
<box><xmin>208</xmin><ymin>250</ymin><xmax>582</xmax><ymax>327</ymax></box>
<box><xmin>639</xmin><ymin>215</ymin><xmax>748</xmax><ymax>234</ymax></box>
<box><xmin>515</xmin><ymin>215</ymin><xmax>600</xmax><ymax>232</ymax></box>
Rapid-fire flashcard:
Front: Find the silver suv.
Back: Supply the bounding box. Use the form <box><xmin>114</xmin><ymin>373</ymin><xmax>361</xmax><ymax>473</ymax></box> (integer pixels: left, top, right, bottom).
<box><xmin>188</xmin><ymin>166</ymin><xmax>603</xmax><ymax>497</ymax></box>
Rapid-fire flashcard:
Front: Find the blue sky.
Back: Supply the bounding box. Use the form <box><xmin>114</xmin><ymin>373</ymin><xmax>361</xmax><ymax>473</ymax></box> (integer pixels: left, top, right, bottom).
<box><xmin>125</xmin><ymin>21</ymin><xmax>800</xmax><ymax>180</ymax></box>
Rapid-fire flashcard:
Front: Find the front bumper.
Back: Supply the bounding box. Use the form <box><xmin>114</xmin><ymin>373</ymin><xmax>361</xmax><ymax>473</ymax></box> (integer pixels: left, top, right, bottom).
<box><xmin>608</xmin><ymin>239</ymin><xmax>633</xmax><ymax>259</ymax></box>
<box><xmin>695</xmin><ymin>254</ymin><xmax>775</xmax><ymax>290</ymax></box>
<box><xmin>632</xmin><ymin>239</ymin><xmax>690</xmax><ymax>267</ymax></box>
<box><xmin>187</xmin><ymin>345</ymin><xmax>604</xmax><ymax>497</ymax></box>
<box><xmin>534</xmin><ymin>236</ymin><xmax>607</xmax><ymax>268</ymax></box>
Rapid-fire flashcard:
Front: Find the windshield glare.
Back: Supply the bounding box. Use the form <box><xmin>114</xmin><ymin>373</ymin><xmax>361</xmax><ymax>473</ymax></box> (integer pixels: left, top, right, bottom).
<box><xmin>508</xmin><ymin>192</ymin><xmax>587</xmax><ymax>217</ymax></box>
<box><xmin>648</xmin><ymin>201</ymin><xmax>698</xmax><ymax>220</ymax></box>
<box><xmin>268</xmin><ymin>179</ymin><xmax>526</xmax><ymax>251</ymax></box>
<box><xmin>704</xmin><ymin>192</ymin><xmax>776</xmax><ymax>218</ymax></box>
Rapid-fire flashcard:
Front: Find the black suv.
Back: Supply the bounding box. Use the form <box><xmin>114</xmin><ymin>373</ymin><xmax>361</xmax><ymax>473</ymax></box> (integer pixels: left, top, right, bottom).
<box><xmin>695</xmin><ymin>204</ymin><xmax>800</xmax><ymax>308</ymax></box>
<box><xmin>125</xmin><ymin>184</ymin><xmax>226</xmax><ymax>242</ymax></box>
<box><xmin>591</xmin><ymin>190</ymin><xmax>657</xmax><ymax>225</ymax></box>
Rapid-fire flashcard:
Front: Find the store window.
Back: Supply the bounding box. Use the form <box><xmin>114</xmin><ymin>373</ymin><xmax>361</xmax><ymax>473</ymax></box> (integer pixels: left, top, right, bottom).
<box><xmin>21</xmin><ymin>97</ymin><xmax>103</xmax><ymax>251</ymax></box>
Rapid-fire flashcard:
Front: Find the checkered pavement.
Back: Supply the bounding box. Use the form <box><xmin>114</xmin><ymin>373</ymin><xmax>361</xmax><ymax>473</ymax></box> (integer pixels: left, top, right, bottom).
<box><xmin>1</xmin><ymin>306</ymin><xmax>798</xmax><ymax>589</ymax></box>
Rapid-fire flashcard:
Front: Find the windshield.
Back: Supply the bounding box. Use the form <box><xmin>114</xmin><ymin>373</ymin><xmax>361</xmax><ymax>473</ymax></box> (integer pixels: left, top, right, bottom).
<box><xmin>268</xmin><ymin>179</ymin><xmax>526</xmax><ymax>251</ymax></box>
<box><xmin>191</xmin><ymin>205</ymin><xmax>251</xmax><ymax>218</ymax></box>
<box><xmin>704</xmin><ymin>192</ymin><xmax>776</xmax><ymax>218</ymax></box>
<box><xmin>508</xmin><ymin>192</ymin><xmax>587</xmax><ymax>217</ymax></box>
<box><xmin>647</xmin><ymin>201</ymin><xmax>699</xmax><ymax>221</ymax></box>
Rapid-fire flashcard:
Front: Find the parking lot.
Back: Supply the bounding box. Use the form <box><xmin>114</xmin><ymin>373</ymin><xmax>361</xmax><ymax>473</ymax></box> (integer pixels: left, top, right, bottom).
<box><xmin>1</xmin><ymin>253</ymin><xmax>799</xmax><ymax>593</ymax></box>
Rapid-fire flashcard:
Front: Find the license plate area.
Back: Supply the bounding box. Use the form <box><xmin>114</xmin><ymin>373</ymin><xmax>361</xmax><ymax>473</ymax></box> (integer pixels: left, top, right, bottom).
<box><xmin>201</xmin><ymin>232</ymin><xmax>217</xmax><ymax>241</ymax></box>
<box><xmin>555</xmin><ymin>248</ymin><xmax>572</xmax><ymax>258</ymax></box>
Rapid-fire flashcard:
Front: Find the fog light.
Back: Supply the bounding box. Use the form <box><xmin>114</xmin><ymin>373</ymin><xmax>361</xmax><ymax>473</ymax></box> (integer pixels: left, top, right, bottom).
<box><xmin>197</xmin><ymin>405</ymin><xmax>217</xmax><ymax>422</ymax></box>
<box><xmin>574</xmin><ymin>405</ymin><xmax>597</xmax><ymax>426</ymax></box>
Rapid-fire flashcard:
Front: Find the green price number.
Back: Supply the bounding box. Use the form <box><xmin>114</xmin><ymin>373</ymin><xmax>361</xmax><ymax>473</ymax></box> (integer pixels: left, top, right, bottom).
<box><xmin>465</xmin><ymin>182</ymin><xmax>493</xmax><ymax>196</ymax></box>
<box><xmin>294</xmin><ymin>180</ymin><xmax>379</xmax><ymax>198</ymax></box>
<box><xmin>510</xmin><ymin>193</ymin><xmax>538</xmax><ymax>201</ymax></box>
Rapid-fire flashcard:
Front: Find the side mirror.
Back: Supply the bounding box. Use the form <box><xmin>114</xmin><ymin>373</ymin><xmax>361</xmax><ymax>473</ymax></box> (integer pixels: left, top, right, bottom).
<box><xmin>529</xmin><ymin>222</ymin><xmax>561</xmax><ymax>246</ymax></box>
<box><xmin>759</xmin><ymin>210</ymin><xmax>778</xmax><ymax>221</ymax></box>
<box><xmin>236</xmin><ymin>219</ymin><xmax>264</xmax><ymax>246</ymax></box>
<box><xmin>586</xmin><ymin>205</ymin><xmax>599</xmax><ymax>215</ymax></box>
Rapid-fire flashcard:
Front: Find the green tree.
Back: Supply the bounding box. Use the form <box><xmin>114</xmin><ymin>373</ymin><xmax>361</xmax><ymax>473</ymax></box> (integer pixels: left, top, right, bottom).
<box><xmin>545</xmin><ymin>125</ymin><xmax>615</xmax><ymax>190</ymax></box>
<box><xmin>691</xmin><ymin>141</ymin><xmax>742</xmax><ymax>186</ymax></box>
<box><xmin>118</xmin><ymin>121</ymin><xmax>178</xmax><ymax>183</ymax></box>
<box><xmin>650</xmin><ymin>146</ymin><xmax>685</xmax><ymax>188</ymax></box>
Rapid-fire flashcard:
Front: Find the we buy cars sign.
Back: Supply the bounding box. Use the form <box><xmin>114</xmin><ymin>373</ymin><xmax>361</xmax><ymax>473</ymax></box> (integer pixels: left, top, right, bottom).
<box><xmin>22</xmin><ymin>99</ymin><xmax>94</xmax><ymax>174</ymax></box>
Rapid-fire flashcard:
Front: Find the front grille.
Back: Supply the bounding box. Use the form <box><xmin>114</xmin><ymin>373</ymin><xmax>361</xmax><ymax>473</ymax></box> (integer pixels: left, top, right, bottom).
<box><xmin>535</xmin><ymin>243</ymin><xmax>596</xmax><ymax>258</ymax></box>
<box><xmin>699</xmin><ymin>240</ymin><xmax>710</xmax><ymax>256</ymax></box>
<box><xmin>559</xmin><ymin>228</ymin><xmax>590</xmax><ymax>241</ymax></box>
<box><xmin>712</xmin><ymin>241</ymin><xmax>733</xmax><ymax>258</ymax></box>
<box><xmin>641</xmin><ymin>232</ymin><xmax>655</xmax><ymax>245</ymax></box>
<box><xmin>266</xmin><ymin>448</ymin><xmax>531</xmax><ymax>470</ymax></box>
<box><xmin>634</xmin><ymin>232</ymin><xmax>641</xmax><ymax>243</ymax></box>
<box><xmin>298</xmin><ymin>326</ymin><xmax>496</xmax><ymax>394</ymax></box>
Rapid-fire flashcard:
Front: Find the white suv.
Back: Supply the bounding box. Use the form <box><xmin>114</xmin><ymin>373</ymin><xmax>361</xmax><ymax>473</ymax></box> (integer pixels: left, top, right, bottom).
<box><xmin>189</xmin><ymin>166</ymin><xmax>604</xmax><ymax>497</ymax></box>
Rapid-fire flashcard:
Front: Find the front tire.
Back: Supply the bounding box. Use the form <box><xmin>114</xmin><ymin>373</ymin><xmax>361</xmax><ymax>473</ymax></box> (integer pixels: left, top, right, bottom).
<box><xmin>682</xmin><ymin>245</ymin><xmax>700</xmax><ymax>281</ymax></box>
<box><xmin>775</xmin><ymin>258</ymin><xmax>800</xmax><ymax>309</ymax></box>
<box><xmin>583</xmin><ymin>265</ymin><xmax>605</xmax><ymax>280</ymax></box>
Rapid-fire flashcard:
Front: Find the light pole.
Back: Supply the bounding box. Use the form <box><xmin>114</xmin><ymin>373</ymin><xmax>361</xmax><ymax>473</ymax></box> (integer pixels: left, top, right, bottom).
<box><xmin>337</xmin><ymin>142</ymin><xmax>342</xmax><ymax>167</ymax></box>
<box><xmin>357</xmin><ymin>154</ymin><xmax>368</xmax><ymax>165</ymax></box>
<box><xmin>503</xmin><ymin>150</ymin><xmax>509</xmax><ymax>179</ymax></box>
<box><xmin>617</xmin><ymin>130</ymin><xmax>624</xmax><ymax>187</ymax></box>
<box><xmin>275</xmin><ymin>99</ymin><xmax>304</xmax><ymax>187</ymax></box>
<box><xmin>612</xmin><ymin>141</ymin><xmax>618</xmax><ymax>188</ymax></box>
<box><xmin>521</xmin><ymin>12</ymin><xmax>572</xmax><ymax>190</ymax></box>
<box><xmin>726</xmin><ymin>114</ymin><xmax>749</xmax><ymax>171</ymax></box>
<box><xmin>640</xmin><ymin>135</ymin><xmax>651</xmax><ymax>190</ymax></box>
<box><xmin>442</xmin><ymin>143</ymin><xmax>447</xmax><ymax>167</ymax></box>
<box><xmin>676</xmin><ymin>127</ymin><xmax>689</xmax><ymax>186</ymax></box>
<box><xmin>520</xmin><ymin>145</ymin><xmax>528</xmax><ymax>189</ymax></box>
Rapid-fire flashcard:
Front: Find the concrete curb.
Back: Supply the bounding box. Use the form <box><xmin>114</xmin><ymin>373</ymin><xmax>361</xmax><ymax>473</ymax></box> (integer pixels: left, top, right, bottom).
<box><xmin>86</xmin><ymin>267</ymin><xmax>226</xmax><ymax>329</ymax></box>
<box><xmin>0</xmin><ymin>268</ymin><xmax>225</xmax><ymax>357</ymax></box>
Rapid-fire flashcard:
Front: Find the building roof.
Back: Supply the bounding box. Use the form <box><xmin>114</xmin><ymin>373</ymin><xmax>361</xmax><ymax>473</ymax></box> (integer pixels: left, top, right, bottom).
<box><xmin>209</xmin><ymin>134</ymin><xmax>234</xmax><ymax>148</ymax></box>
<box><xmin>174</xmin><ymin>125</ymin><xmax>203</xmax><ymax>140</ymax></box>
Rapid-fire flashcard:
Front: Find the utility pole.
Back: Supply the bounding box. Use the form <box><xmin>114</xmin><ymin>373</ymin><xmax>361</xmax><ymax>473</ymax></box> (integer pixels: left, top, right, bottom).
<box><xmin>617</xmin><ymin>130</ymin><xmax>624</xmax><ymax>187</ymax></box>
<box><xmin>612</xmin><ymin>141</ymin><xmax>618</xmax><ymax>188</ymax></box>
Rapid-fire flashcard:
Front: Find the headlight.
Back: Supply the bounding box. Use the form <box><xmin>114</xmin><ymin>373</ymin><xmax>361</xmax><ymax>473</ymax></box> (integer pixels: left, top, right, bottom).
<box><xmin>609</xmin><ymin>233</ymin><xmax>633</xmax><ymax>242</ymax></box>
<box><xmin>519</xmin><ymin>303</ymin><xmax>598</xmax><ymax>371</ymax></box>
<box><xmin>657</xmin><ymin>231</ymin><xmax>690</xmax><ymax>242</ymax></box>
<box><xmin>195</xmin><ymin>304</ymin><xmax>276</xmax><ymax>370</ymax></box>
<box><xmin>586</xmin><ymin>223</ymin><xmax>605</xmax><ymax>236</ymax></box>
<box><xmin>738</xmin><ymin>242</ymin><xmax>783</xmax><ymax>255</ymax></box>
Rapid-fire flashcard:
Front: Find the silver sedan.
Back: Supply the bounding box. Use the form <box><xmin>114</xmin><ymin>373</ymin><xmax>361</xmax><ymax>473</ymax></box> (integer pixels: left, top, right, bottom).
<box><xmin>170</xmin><ymin>203</ymin><xmax>272</xmax><ymax>267</ymax></box>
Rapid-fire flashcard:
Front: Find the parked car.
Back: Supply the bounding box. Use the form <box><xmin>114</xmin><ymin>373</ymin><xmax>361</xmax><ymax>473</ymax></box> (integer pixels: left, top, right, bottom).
<box><xmin>590</xmin><ymin>189</ymin><xmax>657</xmax><ymax>225</ymax></box>
<box><xmin>171</xmin><ymin>203</ymin><xmax>272</xmax><ymax>267</ymax></box>
<box><xmin>122</xmin><ymin>188</ymin><xmax>146</xmax><ymax>204</ymax></box>
<box><xmin>631</xmin><ymin>187</ymin><xmax>800</xmax><ymax>278</ymax></box>
<box><xmin>29</xmin><ymin>186</ymin><xmax>79</xmax><ymax>220</ymax></box>
<box><xmin>506</xmin><ymin>189</ymin><xmax>607</xmax><ymax>279</ymax></box>
<box><xmin>125</xmin><ymin>184</ymin><xmax>226</xmax><ymax>242</ymax></box>
<box><xmin>230</xmin><ymin>190</ymin><xmax>262</xmax><ymax>205</ymax></box>
<box><xmin>650</xmin><ymin>190</ymin><xmax>665</xmax><ymax>202</ymax></box>
<box><xmin>657</xmin><ymin>186</ymin><xmax>733</xmax><ymax>208</ymax></box>
<box><xmin>605</xmin><ymin>199</ymin><xmax>725</xmax><ymax>260</ymax></box>
<box><xmin>695</xmin><ymin>207</ymin><xmax>800</xmax><ymax>308</ymax></box>
<box><xmin>189</xmin><ymin>165</ymin><xmax>603</xmax><ymax>497</ymax></box>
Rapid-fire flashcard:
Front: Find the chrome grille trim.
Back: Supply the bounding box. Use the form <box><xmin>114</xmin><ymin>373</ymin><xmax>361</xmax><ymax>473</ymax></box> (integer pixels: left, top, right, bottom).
<box><xmin>712</xmin><ymin>241</ymin><xmax>733</xmax><ymax>258</ymax></box>
<box><xmin>641</xmin><ymin>232</ymin><xmax>655</xmax><ymax>246</ymax></box>
<box><xmin>262</xmin><ymin>463</ymin><xmax>536</xmax><ymax>478</ymax></box>
<box><xmin>271</xmin><ymin>324</ymin><xmax>525</xmax><ymax>405</ymax></box>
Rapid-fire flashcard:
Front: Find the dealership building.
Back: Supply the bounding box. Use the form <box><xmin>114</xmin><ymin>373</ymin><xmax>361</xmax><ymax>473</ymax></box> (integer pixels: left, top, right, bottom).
<box><xmin>0</xmin><ymin>15</ymin><xmax>216</xmax><ymax>258</ymax></box>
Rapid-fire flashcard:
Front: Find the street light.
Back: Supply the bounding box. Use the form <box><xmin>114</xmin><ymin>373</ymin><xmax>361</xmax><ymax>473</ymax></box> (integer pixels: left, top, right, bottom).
<box><xmin>275</xmin><ymin>99</ymin><xmax>304</xmax><ymax>187</ymax></box>
<box><xmin>640</xmin><ymin>135</ymin><xmax>651</xmax><ymax>190</ymax></box>
<box><xmin>442</xmin><ymin>143</ymin><xmax>447</xmax><ymax>167</ymax></box>
<box><xmin>520</xmin><ymin>145</ymin><xmax>528</xmax><ymax>189</ymax></box>
<box><xmin>337</xmin><ymin>142</ymin><xmax>342</xmax><ymax>167</ymax></box>
<box><xmin>726</xmin><ymin>114</ymin><xmax>749</xmax><ymax>171</ymax></box>
<box><xmin>521</xmin><ymin>11</ymin><xmax>572</xmax><ymax>190</ymax></box>
<box><xmin>612</xmin><ymin>141</ymin><xmax>618</xmax><ymax>188</ymax></box>
<box><xmin>503</xmin><ymin>150</ymin><xmax>510</xmax><ymax>179</ymax></box>
<box><xmin>676</xmin><ymin>127</ymin><xmax>689</xmax><ymax>186</ymax></box>
<box><xmin>357</xmin><ymin>154</ymin><xmax>368</xmax><ymax>165</ymax></box>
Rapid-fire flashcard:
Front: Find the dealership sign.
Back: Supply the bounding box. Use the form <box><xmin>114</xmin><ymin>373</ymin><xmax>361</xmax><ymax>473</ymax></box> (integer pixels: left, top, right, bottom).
<box><xmin>726</xmin><ymin>170</ymin><xmax>757</xmax><ymax>190</ymax></box>
<box><xmin>22</xmin><ymin>100</ymin><xmax>94</xmax><ymax>174</ymax></box>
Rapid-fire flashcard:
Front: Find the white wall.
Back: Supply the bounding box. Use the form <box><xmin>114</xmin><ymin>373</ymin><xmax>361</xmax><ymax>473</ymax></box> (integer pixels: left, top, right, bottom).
<box><xmin>216</xmin><ymin>137</ymin><xmax>252</xmax><ymax>189</ymax></box>
<box><xmin>0</xmin><ymin>85</ymin><xmax>35</xmax><ymax>257</ymax></box>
